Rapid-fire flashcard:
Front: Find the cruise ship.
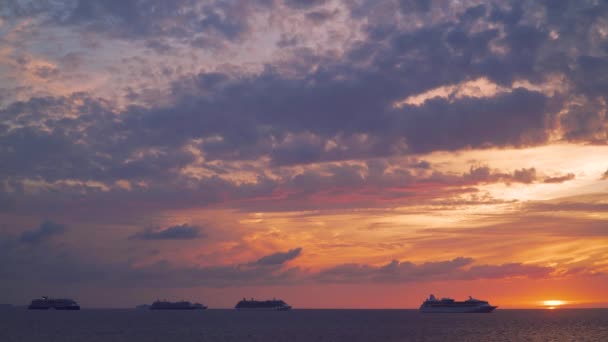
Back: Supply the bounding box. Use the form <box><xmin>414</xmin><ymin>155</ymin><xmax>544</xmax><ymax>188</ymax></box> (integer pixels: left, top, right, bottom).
<box><xmin>419</xmin><ymin>294</ymin><xmax>497</xmax><ymax>313</ymax></box>
<box><xmin>28</xmin><ymin>297</ymin><xmax>80</xmax><ymax>310</ymax></box>
<box><xmin>235</xmin><ymin>298</ymin><xmax>292</xmax><ymax>311</ymax></box>
<box><xmin>149</xmin><ymin>300</ymin><xmax>207</xmax><ymax>310</ymax></box>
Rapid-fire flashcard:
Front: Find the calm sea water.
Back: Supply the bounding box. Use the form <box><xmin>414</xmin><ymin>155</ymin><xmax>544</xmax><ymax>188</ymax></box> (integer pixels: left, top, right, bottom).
<box><xmin>1</xmin><ymin>309</ymin><xmax>607</xmax><ymax>341</ymax></box>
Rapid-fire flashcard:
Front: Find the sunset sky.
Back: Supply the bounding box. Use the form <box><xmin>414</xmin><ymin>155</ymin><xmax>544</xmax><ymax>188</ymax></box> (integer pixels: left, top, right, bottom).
<box><xmin>1</xmin><ymin>0</ymin><xmax>607</xmax><ymax>309</ymax></box>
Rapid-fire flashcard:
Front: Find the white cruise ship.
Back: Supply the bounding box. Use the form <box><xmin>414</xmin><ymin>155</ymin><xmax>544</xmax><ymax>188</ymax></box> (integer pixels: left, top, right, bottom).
<box><xmin>419</xmin><ymin>294</ymin><xmax>497</xmax><ymax>313</ymax></box>
<box><xmin>235</xmin><ymin>298</ymin><xmax>292</xmax><ymax>311</ymax></box>
<box><xmin>28</xmin><ymin>297</ymin><xmax>80</xmax><ymax>310</ymax></box>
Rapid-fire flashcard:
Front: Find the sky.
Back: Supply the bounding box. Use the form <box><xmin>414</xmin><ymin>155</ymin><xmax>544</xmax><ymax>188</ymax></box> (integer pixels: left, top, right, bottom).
<box><xmin>0</xmin><ymin>0</ymin><xmax>607</xmax><ymax>309</ymax></box>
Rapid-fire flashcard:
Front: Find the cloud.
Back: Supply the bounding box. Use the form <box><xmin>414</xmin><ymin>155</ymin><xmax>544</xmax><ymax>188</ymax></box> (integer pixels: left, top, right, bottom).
<box><xmin>0</xmin><ymin>150</ymin><xmax>574</xmax><ymax>219</ymax></box>
<box><xmin>465</xmin><ymin>165</ymin><xmax>538</xmax><ymax>184</ymax></box>
<box><xmin>602</xmin><ymin>169</ymin><xmax>608</xmax><ymax>180</ymax></box>
<box><xmin>464</xmin><ymin>262</ymin><xmax>554</xmax><ymax>280</ymax></box>
<box><xmin>399</xmin><ymin>89</ymin><xmax>550</xmax><ymax>154</ymax></box>
<box><xmin>560</xmin><ymin>99</ymin><xmax>607</xmax><ymax>142</ymax></box>
<box><xmin>284</xmin><ymin>0</ymin><xmax>329</xmax><ymax>9</ymax></box>
<box><xmin>2</xmin><ymin>0</ymin><xmax>607</xmax><ymax>196</ymax></box>
<box><xmin>129</xmin><ymin>224</ymin><xmax>204</xmax><ymax>240</ymax></box>
<box><xmin>2</xmin><ymin>0</ymin><xmax>608</xmax><ymax>307</ymax></box>
<box><xmin>0</xmin><ymin>239</ymin><xmax>574</xmax><ymax>290</ymax></box>
<box><xmin>523</xmin><ymin>194</ymin><xmax>608</xmax><ymax>215</ymax></box>
<box><xmin>315</xmin><ymin>257</ymin><xmax>555</xmax><ymax>283</ymax></box>
<box><xmin>305</xmin><ymin>9</ymin><xmax>339</xmax><ymax>24</ymax></box>
<box><xmin>413</xmin><ymin>194</ymin><xmax>608</xmax><ymax>255</ymax></box>
<box><xmin>511</xmin><ymin>168</ymin><xmax>537</xmax><ymax>184</ymax></box>
<box><xmin>120</xmin><ymin>75</ymin><xmax>552</xmax><ymax>167</ymax></box>
<box><xmin>544</xmin><ymin>173</ymin><xmax>575</xmax><ymax>184</ymax></box>
<box><xmin>0</xmin><ymin>245</ymin><xmax>305</xmax><ymax>288</ymax></box>
<box><xmin>398</xmin><ymin>0</ymin><xmax>432</xmax><ymax>13</ymax></box>
<box><xmin>253</xmin><ymin>247</ymin><xmax>302</xmax><ymax>265</ymax></box>
<box><xmin>7</xmin><ymin>0</ymin><xmax>594</xmax><ymax>180</ymax></box>
<box><xmin>14</xmin><ymin>0</ymin><xmax>259</xmax><ymax>48</ymax></box>
<box><xmin>19</xmin><ymin>220</ymin><xmax>66</xmax><ymax>244</ymax></box>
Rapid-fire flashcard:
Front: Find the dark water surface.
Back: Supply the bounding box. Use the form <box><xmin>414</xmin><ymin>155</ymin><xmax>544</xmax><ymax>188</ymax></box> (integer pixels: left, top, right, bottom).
<box><xmin>1</xmin><ymin>309</ymin><xmax>607</xmax><ymax>341</ymax></box>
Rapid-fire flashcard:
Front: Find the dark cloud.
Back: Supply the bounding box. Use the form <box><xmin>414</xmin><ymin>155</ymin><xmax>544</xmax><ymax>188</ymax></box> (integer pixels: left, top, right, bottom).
<box><xmin>284</xmin><ymin>0</ymin><xmax>329</xmax><ymax>9</ymax></box>
<box><xmin>254</xmin><ymin>248</ymin><xmax>302</xmax><ymax>265</ymax></box>
<box><xmin>33</xmin><ymin>66</ymin><xmax>60</xmax><ymax>79</ymax></box>
<box><xmin>573</xmin><ymin>56</ymin><xmax>608</xmax><ymax>97</ymax></box>
<box><xmin>543</xmin><ymin>173</ymin><xmax>575</xmax><ymax>184</ymax></box>
<box><xmin>399</xmin><ymin>89</ymin><xmax>550</xmax><ymax>153</ymax></box>
<box><xmin>560</xmin><ymin>99</ymin><xmax>607</xmax><ymax>142</ymax></box>
<box><xmin>0</xmin><ymin>79</ymin><xmax>556</xmax><ymax>191</ymax></box>
<box><xmin>129</xmin><ymin>224</ymin><xmax>204</xmax><ymax>240</ymax></box>
<box><xmin>0</xmin><ymin>238</ymin><xmax>566</xmax><ymax>291</ymax></box>
<box><xmin>144</xmin><ymin>39</ymin><xmax>174</xmax><ymax>54</ymax></box>
<box><xmin>512</xmin><ymin>167</ymin><xmax>537</xmax><ymax>184</ymax></box>
<box><xmin>411</xmin><ymin>160</ymin><xmax>431</xmax><ymax>169</ymax></box>
<box><xmin>4</xmin><ymin>0</ymin><xmax>607</xmax><ymax>183</ymax></box>
<box><xmin>398</xmin><ymin>0</ymin><xmax>432</xmax><ymax>13</ymax></box>
<box><xmin>305</xmin><ymin>9</ymin><xmax>339</xmax><ymax>24</ymax></box>
<box><xmin>0</xmin><ymin>0</ymin><xmax>605</xmax><ymax>219</ymax></box>
<box><xmin>59</xmin><ymin>52</ymin><xmax>85</xmax><ymax>70</ymax></box>
<box><xmin>2</xmin><ymin>0</ymin><xmax>261</xmax><ymax>49</ymax></box>
<box><xmin>465</xmin><ymin>165</ymin><xmax>538</xmax><ymax>184</ymax></box>
<box><xmin>603</xmin><ymin>169</ymin><xmax>608</xmax><ymax>180</ymax></box>
<box><xmin>277</xmin><ymin>34</ymin><xmax>299</xmax><ymax>48</ymax></box>
<box><xmin>0</xmin><ymin>245</ymin><xmax>304</xmax><ymax>289</ymax></box>
<box><xmin>151</xmin><ymin>73</ymin><xmax>551</xmax><ymax>166</ymax></box>
<box><xmin>0</xmin><ymin>147</ymin><xmax>568</xmax><ymax>219</ymax></box>
<box><xmin>19</xmin><ymin>221</ymin><xmax>66</xmax><ymax>244</ymax></box>
<box><xmin>315</xmin><ymin>257</ymin><xmax>554</xmax><ymax>283</ymax></box>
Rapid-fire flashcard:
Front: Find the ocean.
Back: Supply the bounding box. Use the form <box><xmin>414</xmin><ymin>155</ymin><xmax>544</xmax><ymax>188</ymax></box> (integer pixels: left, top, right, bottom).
<box><xmin>1</xmin><ymin>309</ymin><xmax>607</xmax><ymax>341</ymax></box>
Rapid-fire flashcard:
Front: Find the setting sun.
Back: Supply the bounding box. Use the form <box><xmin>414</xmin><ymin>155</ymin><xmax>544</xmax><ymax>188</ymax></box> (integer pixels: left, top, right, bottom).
<box><xmin>542</xmin><ymin>300</ymin><xmax>567</xmax><ymax>309</ymax></box>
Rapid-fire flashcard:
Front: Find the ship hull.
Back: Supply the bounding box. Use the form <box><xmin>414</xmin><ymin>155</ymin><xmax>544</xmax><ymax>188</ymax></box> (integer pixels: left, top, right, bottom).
<box><xmin>28</xmin><ymin>306</ymin><xmax>80</xmax><ymax>310</ymax></box>
<box><xmin>420</xmin><ymin>306</ymin><xmax>497</xmax><ymax>313</ymax></box>
<box><xmin>236</xmin><ymin>307</ymin><xmax>291</xmax><ymax>311</ymax></box>
<box><xmin>54</xmin><ymin>306</ymin><xmax>81</xmax><ymax>310</ymax></box>
<box><xmin>150</xmin><ymin>307</ymin><xmax>207</xmax><ymax>310</ymax></box>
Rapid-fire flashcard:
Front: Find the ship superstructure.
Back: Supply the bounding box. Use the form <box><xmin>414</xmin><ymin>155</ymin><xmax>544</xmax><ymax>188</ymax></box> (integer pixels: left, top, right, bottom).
<box><xmin>419</xmin><ymin>294</ymin><xmax>497</xmax><ymax>313</ymax></box>
<box><xmin>149</xmin><ymin>300</ymin><xmax>207</xmax><ymax>310</ymax></box>
<box><xmin>235</xmin><ymin>298</ymin><xmax>292</xmax><ymax>311</ymax></box>
<box><xmin>28</xmin><ymin>297</ymin><xmax>80</xmax><ymax>310</ymax></box>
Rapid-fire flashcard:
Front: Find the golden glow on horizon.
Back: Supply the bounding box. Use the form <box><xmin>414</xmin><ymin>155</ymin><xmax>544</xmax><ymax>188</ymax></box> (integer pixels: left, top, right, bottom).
<box><xmin>542</xmin><ymin>300</ymin><xmax>566</xmax><ymax>309</ymax></box>
<box><xmin>144</xmin><ymin>143</ymin><xmax>608</xmax><ymax>307</ymax></box>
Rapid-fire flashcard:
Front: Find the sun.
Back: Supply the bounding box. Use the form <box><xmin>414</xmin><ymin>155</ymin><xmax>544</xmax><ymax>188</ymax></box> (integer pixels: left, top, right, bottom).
<box><xmin>542</xmin><ymin>300</ymin><xmax>566</xmax><ymax>309</ymax></box>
